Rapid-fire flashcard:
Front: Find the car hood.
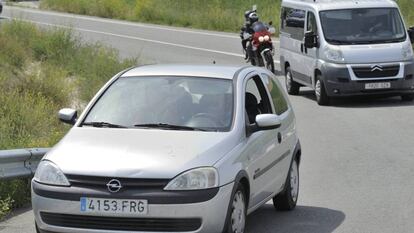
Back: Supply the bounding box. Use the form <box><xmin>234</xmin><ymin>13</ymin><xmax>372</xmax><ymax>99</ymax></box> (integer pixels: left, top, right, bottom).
<box><xmin>340</xmin><ymin>42</ymin><xmax>407</xmax><ymax>63</ymax></box>
<box><xmin>45</xmin><ymin>127</ymin><xmax>237</xmax><ymax>179</ymax></box>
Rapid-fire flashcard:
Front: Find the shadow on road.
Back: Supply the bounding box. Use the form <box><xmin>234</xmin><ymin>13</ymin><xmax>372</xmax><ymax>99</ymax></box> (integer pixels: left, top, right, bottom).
<box><xmin>297</xmin><ymin>90</ymin><xmax>414</xmax><ymax>108</ymax></box>
<box><xmin>246</xmin><ymin>204</ymin><xmax>345</xmax><ymax>233</ymax></box>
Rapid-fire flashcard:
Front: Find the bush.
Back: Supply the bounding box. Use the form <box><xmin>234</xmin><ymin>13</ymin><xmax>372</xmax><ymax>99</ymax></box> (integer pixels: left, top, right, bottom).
<box><xmin>0</xmin><ymin>20</ymin><xmax>137</xmax><ymax>220</ymax></box>
<box><xmin>41</xmin><ymin>0</ymin><xmax>414</xmax><ymax>33</ymax></box>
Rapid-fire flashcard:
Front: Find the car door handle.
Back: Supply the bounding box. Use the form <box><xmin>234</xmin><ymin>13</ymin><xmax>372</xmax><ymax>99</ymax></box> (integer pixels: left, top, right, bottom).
<box><xmin>277</xmin><ymin>132</ymin><xmax>282</xmax><ymax>144</ymax></box>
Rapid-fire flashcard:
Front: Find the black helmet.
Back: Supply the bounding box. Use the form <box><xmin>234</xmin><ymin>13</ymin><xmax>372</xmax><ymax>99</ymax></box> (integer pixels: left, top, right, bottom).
<box><xmin>248</xmin><ymin>12</ymin><xmax>259</xmax><ymax>24</ymax></box>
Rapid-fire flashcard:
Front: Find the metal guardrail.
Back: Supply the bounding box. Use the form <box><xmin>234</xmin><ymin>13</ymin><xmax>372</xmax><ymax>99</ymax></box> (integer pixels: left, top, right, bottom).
<box><xmin>0</xmin><ymin>148</ymin><xmax>49</xmax><ymax>180</ymax></box>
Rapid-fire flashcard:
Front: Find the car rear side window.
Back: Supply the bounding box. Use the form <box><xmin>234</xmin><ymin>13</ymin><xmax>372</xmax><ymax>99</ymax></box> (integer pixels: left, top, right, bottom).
<box><xmin>262</xmin><ymin>74</ymin><xmax>289</xmax><ymax>115</ymax></box>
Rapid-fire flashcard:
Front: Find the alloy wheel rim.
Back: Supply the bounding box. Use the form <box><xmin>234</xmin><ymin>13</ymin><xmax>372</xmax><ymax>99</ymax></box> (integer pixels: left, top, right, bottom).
<box><xmin>315</xmin><ymin>80</ymin><xmax>321</xmax><ymax>99</ymax></box>
<box><xmin>290</xmin><ymin>161</ymin><xmax>299</xmax><ymax>202</ymax></box>
<box><xmin>286</xmin><ymin>72</ymin><xmax>292</xmax><ymax>91</ymax></box>
<box><xmin>231</xmin><ymin>191</ymin><xmax>246</xmax><ymax>233</ymax></box>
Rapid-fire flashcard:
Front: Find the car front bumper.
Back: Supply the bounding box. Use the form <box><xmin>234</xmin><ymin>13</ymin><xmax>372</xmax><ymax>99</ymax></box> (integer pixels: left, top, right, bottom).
<box><xmin>33</xmin><ymin>181</ymin><xmax>234</xmax><ymax>233</ymax></box>
<box><xmin>321</xmin><ymin>60</ymin><xmax>414</xmax><ymax>97</ymax></box>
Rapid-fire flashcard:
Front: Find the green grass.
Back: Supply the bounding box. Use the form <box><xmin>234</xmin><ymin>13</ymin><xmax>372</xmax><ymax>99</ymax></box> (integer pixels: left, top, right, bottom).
<box><xmin>0</xmin><ymin>20</ymin><xmax>137</xmax><ymax>220</ymax></box>
<box><xmin>40</xmin><ymin>0</ymin><xmax>414</xmax><ymax>33</ymax></box>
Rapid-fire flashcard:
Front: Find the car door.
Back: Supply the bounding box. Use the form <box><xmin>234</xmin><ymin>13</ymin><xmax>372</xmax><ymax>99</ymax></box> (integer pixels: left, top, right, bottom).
<box><xmin>261</xmin><ymin>73</ymin><xmax>297</xmax><ymax>190</ymax></box>
<box><xmin>243</xmin><ymin>74</ymin><xmax>285</xmax><ymax>209</ymax></box>
<box><xmin>303</xmin><ymin>10</ymin><xmax>320</xmax><ymax>87</ymax></box>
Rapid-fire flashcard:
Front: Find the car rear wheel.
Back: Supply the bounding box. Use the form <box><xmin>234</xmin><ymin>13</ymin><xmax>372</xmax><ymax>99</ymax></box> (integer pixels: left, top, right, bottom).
<box><xmin>401</xmin><ymin>94</ymin><xmax>414</xmax><ymax>102</ymax></box>
<box><xmin>273</xmin><ymin>159</ymin><xmax>299</xmax><ymax>211</ymax></box>
<box><xmin>285</xmin><ymin>67</ymin><xmax>300</xmax><ymax>95</ymax></box>
<box><xmin>315</xmin><ymin>75</ymin><xmax>330</xmax><ymax>106</ymax></box>
<box><xmin>223</xmin><ymin>183</ymin><xmax>247</xmax><ymax>233</ymax></box>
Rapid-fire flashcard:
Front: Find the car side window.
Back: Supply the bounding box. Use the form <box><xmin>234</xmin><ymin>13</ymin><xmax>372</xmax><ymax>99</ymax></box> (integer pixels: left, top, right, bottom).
<box><xmin>245</xmin><ymin>76</ymin><xmax>273</xmax><ymax>124</ymax></box>
<box><xmin>261</xmin><ymin>74</ymin><xmax>289</xmax><ymax>115</ymax></box>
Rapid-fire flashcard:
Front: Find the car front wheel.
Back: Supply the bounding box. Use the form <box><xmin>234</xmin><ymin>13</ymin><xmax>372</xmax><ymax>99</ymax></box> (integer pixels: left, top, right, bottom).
<box><xmin>223</xmin><ymin>183</ymin><xmax>247</xmax><ymax>233</ymax></box>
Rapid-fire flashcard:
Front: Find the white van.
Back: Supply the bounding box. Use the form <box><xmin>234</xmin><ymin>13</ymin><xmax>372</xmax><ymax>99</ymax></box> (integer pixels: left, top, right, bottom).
<box><xmin>279</xmin><ymin>0</ymin><xmax>414</xmax><ymax>105</ymax></box>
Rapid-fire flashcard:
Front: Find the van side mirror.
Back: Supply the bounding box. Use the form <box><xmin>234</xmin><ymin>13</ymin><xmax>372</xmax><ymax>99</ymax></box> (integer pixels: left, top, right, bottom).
<box><xmin>304</xmin><ymin>31</ymin><xmax>318</xmax><ymax>48</ymax></box>
<box><xmin>58</xmin><ymin>108</ymin><xmax>77</xmax><ymax>125</ymax></box>
<box><xmin>408</xmin><ymin>26</ymin><xmax>414</xmax><ymax>44</ymax></box>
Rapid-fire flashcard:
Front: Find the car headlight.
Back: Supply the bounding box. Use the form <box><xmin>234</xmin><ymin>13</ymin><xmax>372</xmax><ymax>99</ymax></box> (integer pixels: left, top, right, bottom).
<box><xmin>402</xmin><ymin>43</ymin><xmax>413</xmax><ymax>60</ymax></box>
<box><xmin>164</xmin><ymin>167</ymin><xmax>218</xmax><ymax>190</ymax></box>
<box><xmin>324</xmin><ymin>46</ymin><xmax>345</xmax><ymax>63</ymax></box>
<box><xmin>34</xmin><ymin>160</ymin><xmax>70</xmax><ymax>186</ymax></box>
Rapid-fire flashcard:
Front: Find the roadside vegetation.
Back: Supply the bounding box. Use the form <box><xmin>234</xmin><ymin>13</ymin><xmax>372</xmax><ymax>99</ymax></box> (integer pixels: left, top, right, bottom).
<box><xmin>0</xmin><ymin>20</ymin><xmax>137</xmax><ymax>220</ymax></box>
<box><xmin>40</xmin><ymin>0</ymin><xmax>414</xmax><ymax>33</ymax></box>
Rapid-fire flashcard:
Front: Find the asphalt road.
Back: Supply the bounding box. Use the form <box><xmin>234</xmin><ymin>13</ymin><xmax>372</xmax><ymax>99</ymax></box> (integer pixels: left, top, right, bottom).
<box><xmin>1</xmin><ymin>6</ymin><xmax>414</xmax><ymax>233</ymax></box>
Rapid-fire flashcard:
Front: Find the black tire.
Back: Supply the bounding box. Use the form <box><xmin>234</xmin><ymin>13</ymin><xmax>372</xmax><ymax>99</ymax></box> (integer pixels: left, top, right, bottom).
<box><xmin>401</xmin><ymin>94</ymin><xmax>414</xmax><ymax>102</ymax></box>
<box><xmin>264</xmin><ymin>51</ymin><xmax>275</xmax><ymax>74</ymax></box>
<box><xmin>223</xmin><ymin>183</ymin><xmax>247</xmax><ymax>233</ymax></box>
<box><xmin>315</xmin><ymin>74</ymin><xmax>330</xmax><ymax>106</ymax></box>
<box><xmin>273</xmin><ymin>159</ymin><xmax>299</xmax><ymax>211</ymax></box>
<box><xmin>285</xmin><ymin>66</ymin><xmax>300</xmax><ymax>95</ymax></box>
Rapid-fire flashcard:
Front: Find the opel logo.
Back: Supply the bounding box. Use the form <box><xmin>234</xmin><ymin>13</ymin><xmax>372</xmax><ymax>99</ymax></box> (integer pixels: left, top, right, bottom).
<box><xmin>106</xmin><ymin>179</ymin><xmax>122</xmax><ymax>193</ymax></box>
<box><xmin>371</xmin><ymin>64</ymin><xmax>383</xmax><ymax>72</ymax></box>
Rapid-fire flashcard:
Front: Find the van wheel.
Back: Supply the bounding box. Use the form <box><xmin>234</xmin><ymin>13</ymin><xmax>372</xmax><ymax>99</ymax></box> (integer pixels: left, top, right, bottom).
<box><xmin>401</xmin><ymin>94</ymin><xmax>414</xmax><ymax>102</ymax></box>
<box><xmin>223</xmin><ymin>183</ymin><xmax>247</xmax><ymax>233</ymax></box>
<box><xmin>273</xmin><ymin>159</ymin><xmax>299</xmax><ymax>211</ymax></box>
<box><xmin>315</xmin><ymin>75</ymin><xmax>330</xmax><ymax>106</ymax></box>
<box><xmin>285</xmin><ymin>67</ymin><xmax>300</xmax><ymax>95</ymax></box>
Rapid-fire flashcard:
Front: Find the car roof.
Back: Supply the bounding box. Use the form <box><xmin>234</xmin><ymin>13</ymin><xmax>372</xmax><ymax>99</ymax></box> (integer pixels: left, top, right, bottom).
<box><xmin>121</xmin><ymin>64</ymin><xmax>247</xmax><ymax>80</ymax></box>
<box><xmin>282</xmin><ymin>0</ymin><xmax>398</xmax><ymax>11</ymax></box>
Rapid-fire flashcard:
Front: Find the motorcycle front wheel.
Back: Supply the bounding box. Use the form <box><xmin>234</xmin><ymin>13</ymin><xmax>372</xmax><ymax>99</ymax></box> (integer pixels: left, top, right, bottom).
<box><xmin>264</xmin><ymin>50</ymin><xmax>275</xmax><ymax>74</ymax></box>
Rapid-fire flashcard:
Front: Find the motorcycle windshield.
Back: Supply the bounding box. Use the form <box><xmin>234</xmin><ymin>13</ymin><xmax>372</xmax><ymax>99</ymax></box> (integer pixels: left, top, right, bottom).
<box><xmin>252</xmin><ymin>22</ymin><xmax>267</xmax><ymax>33</ymax></box>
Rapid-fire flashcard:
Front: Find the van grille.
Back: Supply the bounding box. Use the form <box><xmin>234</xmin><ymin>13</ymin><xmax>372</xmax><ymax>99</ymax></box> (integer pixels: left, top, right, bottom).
<box><xmin>352</xmin><ymin>65</ymin><xmax>399</xmax><ymax>78</ymax></box>
<box><xmin>41</xmin><ymin>212</ymin><xmax>202</xmax><ymax>232</ymax></box>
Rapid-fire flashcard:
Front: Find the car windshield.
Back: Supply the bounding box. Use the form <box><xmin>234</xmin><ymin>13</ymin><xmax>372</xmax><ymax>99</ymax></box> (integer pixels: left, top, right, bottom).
<box><xmin>320</xmin><ymin>8</ymin><xmax>406</xmax><ymax>45</ymax></box>
<box><xmin>83</xmin><ymin>76</ymin><xmax>234</xmax><ymax>132</ymax></box>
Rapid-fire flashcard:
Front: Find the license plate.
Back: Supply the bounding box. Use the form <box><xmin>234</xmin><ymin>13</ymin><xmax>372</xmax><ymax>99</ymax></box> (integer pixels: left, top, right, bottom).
<box><xmin>365</xmin><ymin>82</ymin><xmax>391</xmax><ymax>90</ymax></box>
<box><xmin>80</xmin><ymin>197</ymin><xmax>148</xmax><ymax>214</ymax></box>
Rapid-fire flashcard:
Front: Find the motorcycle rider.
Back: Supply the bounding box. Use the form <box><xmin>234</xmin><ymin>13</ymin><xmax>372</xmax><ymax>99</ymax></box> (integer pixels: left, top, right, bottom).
<box><xmin>240</xmin><ymin>10</ymin><xmax>259</xmax><ymax>63</ymax></box>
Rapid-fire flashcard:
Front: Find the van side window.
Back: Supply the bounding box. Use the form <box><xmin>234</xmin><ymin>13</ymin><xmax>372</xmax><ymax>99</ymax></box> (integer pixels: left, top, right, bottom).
<box><xmin>261</xmin><ymin>74</ymin><xmax>289</xmax><ymax>115</ymax></box>
<box><xmin>245</xmin><ymin>76</ymin><xmax>272</xmax><ymax>124</ymax></box>
<box><xmin>307</xmin><ymin>11</ymin><xmax>317</xmax><ymax>34</ymax></box>
<box><xmin>280</xmin><ymin>7</ymin><xmax>305</xmax><ymax>40</ymax></box>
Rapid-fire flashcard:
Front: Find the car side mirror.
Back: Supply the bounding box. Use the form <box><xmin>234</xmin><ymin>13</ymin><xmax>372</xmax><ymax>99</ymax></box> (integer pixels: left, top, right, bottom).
<box><xmin>408</xmin><ymin>26</ymin><xmax>414</xmax><ymax>44</ymax></box>
<box><xmin>256</xmin><ymin>114</ymin><xmax>281</xmax><ymax>130</ymax></box>
<box><xmin>304</xmin><ymin>31</ymin><xmax>318</xmax><ymax>48</ymax></box>
<box><xmin>58</xmin><ymin>108</ymin><xmax>77</xmax><ymax>125</ymax></box>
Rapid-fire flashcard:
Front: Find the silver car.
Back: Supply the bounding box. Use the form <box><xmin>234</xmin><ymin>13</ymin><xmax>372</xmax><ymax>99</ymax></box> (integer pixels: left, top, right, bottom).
<box><xmin>32</xmin><ymin>65</ymin><xmax>302</xmax><ymax>233</ymax></box>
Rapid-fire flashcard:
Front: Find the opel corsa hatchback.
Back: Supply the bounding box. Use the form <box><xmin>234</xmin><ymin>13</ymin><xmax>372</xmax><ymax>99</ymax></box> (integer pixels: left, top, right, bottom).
<box><xmin>32</xmin><ymin>65</ymin><xmax>302</xmax><ymax>233</ymax></box>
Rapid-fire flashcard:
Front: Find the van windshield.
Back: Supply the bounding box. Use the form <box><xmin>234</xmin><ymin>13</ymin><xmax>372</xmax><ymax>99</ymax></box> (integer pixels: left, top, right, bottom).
<box><xmin>320</xmin><ymin>8</ymin><xmax>406</xmax><ymax>45</ymax></box>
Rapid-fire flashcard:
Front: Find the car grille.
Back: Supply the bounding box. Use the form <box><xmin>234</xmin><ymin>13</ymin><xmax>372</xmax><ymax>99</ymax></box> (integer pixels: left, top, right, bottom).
<box><xmin>41</xmin><ymin>212</ymin><xmax>202</xmax><ymax>232</ymax></box>
<box><xmin>352</xmin><ymin>65</ymin><xmax>399</xmax><ymax>78</ymax></box>
<box><xmin>66</xmin><ymin>175</ymin><xmax>169</xmax><ymax>190</ymax></box>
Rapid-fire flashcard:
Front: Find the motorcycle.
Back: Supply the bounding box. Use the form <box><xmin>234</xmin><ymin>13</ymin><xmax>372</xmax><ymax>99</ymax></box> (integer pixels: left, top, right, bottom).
<box><xmin>242</xmin><ymin>7</ymin><xmax>276</xmax><ymax>73</ymax></box>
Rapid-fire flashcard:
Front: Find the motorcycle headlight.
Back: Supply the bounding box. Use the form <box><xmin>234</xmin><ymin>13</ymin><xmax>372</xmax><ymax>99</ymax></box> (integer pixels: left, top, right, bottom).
<box><xmin>402</xmin><ymin>43</ymin><xmax>413</xmax><ymax>60</ymax></box>
<box><xmin>259</xmin><ymin>36</ymin><xmax>265</xmax><ymax>42</ymax></box>
<box><xmin>264</xmin><ymin>35</ymin><xmax>270</xmax><ymax>41</ymax></box>
<box><xmin>34</xmin><ymin>160</ymin><xmax>70</xmax><ymax>186</ymax></box>
<box><xmin>324</xmin><ymin>46</ymin><xmax>345</xmax><ymax>63</ymax></box>
<box><xmin>164</xmin><ymin>167</ymin><xmax>219</xmax><ymax>190</ymax></box>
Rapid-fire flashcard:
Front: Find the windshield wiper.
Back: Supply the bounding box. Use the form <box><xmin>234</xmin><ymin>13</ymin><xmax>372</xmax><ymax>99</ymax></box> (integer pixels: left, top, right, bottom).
<box><xmin>327</xmin><ymin>39</ymin><xmax>347</xmax><ymax>45</ymax></box>
<box><xmin>82</xmin><ymin>122</ymin><xmax>128</xmax><ymax>128</ymax></box>
<box><xmin>134</xmin><ymin>123</ymin><xmax>207</xmax><ymax>131</ymax></box>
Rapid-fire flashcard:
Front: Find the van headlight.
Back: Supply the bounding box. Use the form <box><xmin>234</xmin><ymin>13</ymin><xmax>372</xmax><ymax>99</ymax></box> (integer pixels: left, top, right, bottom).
<box><xmin>164</xmin><ymin>167</ymin><xmax>219</xmax><ymax>190</ymax></box>
<box><xmin>402</xmin><ymin>43</ymin><xmax>413</xmax><ymax>60</ymax></box>
<box><xmin>34</xmin><ymin>160</ymin><xmax>70</xmax><ymax>186</ymax></box>
<box><xmin>324</xmin><ymin>46</ymin><xmax>345</xmax><ymax>63</ymax></box>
